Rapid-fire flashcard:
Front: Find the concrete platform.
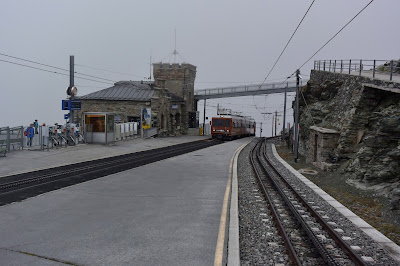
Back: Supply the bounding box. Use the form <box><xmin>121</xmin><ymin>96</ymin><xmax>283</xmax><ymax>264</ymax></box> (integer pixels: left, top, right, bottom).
<box><xmin>0</xmin><ymin>136</ymin><xmax>252</xmax><ymax>265</ymax></box>
<box><xmin>0</xmin><ymin>136</ymin><xmax>209</xmax><ymax>178</ymax></box>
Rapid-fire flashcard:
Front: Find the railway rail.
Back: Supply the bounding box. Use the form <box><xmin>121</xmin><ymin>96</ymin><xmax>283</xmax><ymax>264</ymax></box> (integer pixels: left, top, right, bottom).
<box><xmin>249</xmin><ymin>138</ymin><xmax>368</xmax><ymax>265</ymax></box>
<box><xmin>0</xmin><ymin>139</ymin><xmax>221</xmax><ymax>206</ymax></box>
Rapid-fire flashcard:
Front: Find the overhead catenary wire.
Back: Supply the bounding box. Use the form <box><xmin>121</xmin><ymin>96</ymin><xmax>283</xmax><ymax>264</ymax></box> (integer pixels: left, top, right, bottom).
<box><xmin>0</xmin><ymin>52</ymin><xmax>117</xmax><ymax>84</ymax></box>
<box><xmin>75</xmin><ymin>64</ymin><xmax>147</xmax><ymax>79</ymax></box>
<box><xmin>260</xmin><ymin>0</ymin><xmax>316</xmax><ymax>85</ymax></box>
<box><xmin>0</xmin><ymin>59</ymin><xmax>114</xmax><ymax>85</ymax></box>
<box><xmin>297</xmin><ymin>0</ymin><xmax>374</xmax><ymax>70</ymax></box>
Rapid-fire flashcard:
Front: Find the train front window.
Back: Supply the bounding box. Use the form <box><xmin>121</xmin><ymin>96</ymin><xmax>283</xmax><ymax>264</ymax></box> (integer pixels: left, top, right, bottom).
<box><xmin>225</xmin><ymin>120</ymin><xmax>231</xmax><ymax>127</ymax></box>
<box><xmin>213</xmin><ymin>119</ymin><xmax>225</xmax><ymax>127</ymax></box>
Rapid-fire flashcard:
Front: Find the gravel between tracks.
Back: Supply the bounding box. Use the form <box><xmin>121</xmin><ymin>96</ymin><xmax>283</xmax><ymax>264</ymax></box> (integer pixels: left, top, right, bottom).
<box><xmin>237</xmin><ymin>138</ymin><xmax>399</xmax><ymax>265</ymax></box>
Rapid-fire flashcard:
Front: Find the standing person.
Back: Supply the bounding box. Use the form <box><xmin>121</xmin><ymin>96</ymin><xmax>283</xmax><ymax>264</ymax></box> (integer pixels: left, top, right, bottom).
<box><xmin>25</xmin><ymin>124</ymin><xmax>35</xmax><ymax>147</ymax></box>
<box><xmin>34</xmin><ymin>119</ymin><xmax>39</xmax><ymax>134</ymax></box>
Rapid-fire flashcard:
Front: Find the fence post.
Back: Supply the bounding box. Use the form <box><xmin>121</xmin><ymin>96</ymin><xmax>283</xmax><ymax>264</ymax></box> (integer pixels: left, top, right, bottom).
<box><xmin>340</xmin><ymin>60</ymin><xmax>343</xmax><ymax>73</ymax></box>
<box><xmin>6</xmin><ymin>127</ymin><xmax>10</xmax><ymax>152</ymax></box>
<box><xmin>323</xmin><ymin>61</ymin><xmax>326</xmax><ymax>71</ymax></box>
<box><xmin>359</xmin><ymin>60</ymin><xmax>362</xmax><ymax>76</ymax></box>
<box><xmin>390</xmin><ymin>60</ymin><xmax>394</xmax><ymax>81</ymax></box>
<box><xmin>373</xmin><ymin>60</ymin><xmax>376</xmax><ymax>78</ymax></box>
<box><xmin>20</xmin><ymin>126</ymin><xmax>24</xmax><ymax>150</ymax></box>
<box><xmin>349</xmin><ymin>60</ymin><xmax>352</xmax><ymax>74</ymax></box>
<box><xmin>329</xmin><ymin>60</ymin><xmax>331</xmax><ymax>72</ymax></box>
<box><xmin>319</xmin><ymin>61</ymin><xmax>321</xmax><ymax>70</ymax></box>
<box><xmin>334</xmin><ymin>60</ymin><xmax>336</xmax><ymax>72</ymax></box>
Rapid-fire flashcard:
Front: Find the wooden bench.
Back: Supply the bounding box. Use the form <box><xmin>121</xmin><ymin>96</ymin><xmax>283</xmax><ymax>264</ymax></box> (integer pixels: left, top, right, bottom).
<box><xmin>0</xmin><ymin>139</ymin><xmax>7</xmax><ymax>157</ymax></box>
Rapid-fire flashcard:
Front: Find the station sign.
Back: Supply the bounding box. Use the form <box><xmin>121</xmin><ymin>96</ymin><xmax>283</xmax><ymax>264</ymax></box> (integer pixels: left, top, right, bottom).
<box><xmin>62</xmin><ymin>100</ymin><xmax>82</xmax><ymax>111</ymax></box>
<box><xmin>64</xmin><ymin>114</ymin><xmax>69</xmax><ymax>119</ymax></box>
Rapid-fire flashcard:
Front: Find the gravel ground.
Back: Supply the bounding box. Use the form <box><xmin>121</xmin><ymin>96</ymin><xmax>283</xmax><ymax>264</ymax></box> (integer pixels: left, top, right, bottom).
<box><xmin>237</xmin><ymin>138</ymin><xmax>399</xmax><ymax>265</ymax></box>
<box><xmin>275</xmin><ymin>143</ymin><xmax>400</xmax><ymax>246</ymax></box>
<box><xmin>237</xmin><ymin>139</ymin><xmax>290</xmax><ymax>265</ymax></box>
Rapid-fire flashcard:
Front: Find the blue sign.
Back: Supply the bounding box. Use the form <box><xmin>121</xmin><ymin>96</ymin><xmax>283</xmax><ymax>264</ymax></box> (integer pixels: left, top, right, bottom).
<box><xmin>64</xmin><ymin>114</ymin><xmax>69</xmax><ymax>119</ymax></box>
<box><xmin>62</xmin><ymin>100</ymin><xmax>69</xmax><ymax>110</ymax></box>
<box><xmin>62</xmin><ymin>100</ymin><xmax>82</xmax><ymax>111</ymax></box>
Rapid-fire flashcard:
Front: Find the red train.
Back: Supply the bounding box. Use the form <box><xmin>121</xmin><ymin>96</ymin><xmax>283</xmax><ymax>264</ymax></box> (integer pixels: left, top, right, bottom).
<box><xmin>211</xmin><ymin>115</ymin><xmax>256</xmax><ymax>140</ymax></box>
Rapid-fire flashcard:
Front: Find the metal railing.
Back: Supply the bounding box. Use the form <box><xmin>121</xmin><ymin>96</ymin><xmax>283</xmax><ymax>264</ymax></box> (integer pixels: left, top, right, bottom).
<box><xmin>0</xmin><ymin>126</ymin><xmax>24</xmax><ymax>152</ymax></box>
<box><xmin>314</xmin><ymin>59</ymin><xmax>400</xmax><ymax>81</ymax></box>
<box><xmin>194</xmin><ymin>80</ymin><xmax>303</xmax><ymax>97</ymax></box>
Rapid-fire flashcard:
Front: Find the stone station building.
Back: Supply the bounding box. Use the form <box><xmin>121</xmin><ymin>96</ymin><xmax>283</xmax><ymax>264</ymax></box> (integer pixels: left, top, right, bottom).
<box><xmin>76</xmin><ymin>63</ymin><xmax>197</xmax><ymax>136</ymax></box>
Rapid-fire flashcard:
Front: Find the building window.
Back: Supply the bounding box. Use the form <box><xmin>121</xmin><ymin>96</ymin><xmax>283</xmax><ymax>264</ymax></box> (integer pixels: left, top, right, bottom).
<box><xmin>85</xmin><ymin>115</ymin><xmax>105</xmax><ymax>132</ymax></box>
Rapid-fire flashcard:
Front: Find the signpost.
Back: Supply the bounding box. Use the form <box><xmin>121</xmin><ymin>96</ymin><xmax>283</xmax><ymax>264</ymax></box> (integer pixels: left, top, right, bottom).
<box><xmin>61</xmin><ymin>100</ymin><xmax>81</xmax><ymax>111</ymax></box>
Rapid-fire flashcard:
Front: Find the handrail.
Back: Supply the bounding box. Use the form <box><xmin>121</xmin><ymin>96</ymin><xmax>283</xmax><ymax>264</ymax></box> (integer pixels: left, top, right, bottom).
<box><xmin>194</xmin><ymin>80</ymin><xmax>306</xmax><ymax>96</ymax></box>
<box><xmin>314</xmin><ymin>59</ymin><xmax>399</xmax><ymax>81</ymax></box>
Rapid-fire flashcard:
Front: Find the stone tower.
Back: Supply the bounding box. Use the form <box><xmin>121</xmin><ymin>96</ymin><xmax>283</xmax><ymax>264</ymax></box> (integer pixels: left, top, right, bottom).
<box><xmin>152</xmin><ymin>63</ymin><xmax>197</xmax><ymax>111</ymax></box>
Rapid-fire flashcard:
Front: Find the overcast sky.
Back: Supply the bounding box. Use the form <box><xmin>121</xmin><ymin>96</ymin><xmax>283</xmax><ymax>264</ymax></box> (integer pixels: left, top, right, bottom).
<box><xmin>1</xmin><ymin>0</ymin><xmax>399</xmax><ymax>136</ymax></box>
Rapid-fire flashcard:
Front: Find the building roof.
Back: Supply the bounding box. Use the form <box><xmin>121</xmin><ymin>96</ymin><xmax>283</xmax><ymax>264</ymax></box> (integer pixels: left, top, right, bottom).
<box><xmin>78</xmin><ymin>81</ymin><xmax>155</xmax><ymax>101</ymax></box>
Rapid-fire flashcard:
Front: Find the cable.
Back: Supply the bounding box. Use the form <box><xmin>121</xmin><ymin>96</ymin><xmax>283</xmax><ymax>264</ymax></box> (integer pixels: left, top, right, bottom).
<box><xmin>0</xmin><ymin>59</ymin><xmax>114</xmax><ymax>85</ymax></box>
<box><xmin>0</xmin><ymin>52</ymin><xmax>68</xmax><ymax>72</ymax></box>
<box><xmin>75</xmin><ymin>64</ymin><xmax>147</xmax><ymax>79</ymax></box>
<box><xmin>260</xmin><ymin>0</ymin><xmax>316</xmax><ymax>86</ymax></box>
<box><xmin>0</xmin><ymin>52</ymin><xmax>118</xmax><ymax>84</ymax></box>
<box><xmin>297</xmin><ymin>0</ymin><xmax>374</xmax><ymax>70</ymax></box>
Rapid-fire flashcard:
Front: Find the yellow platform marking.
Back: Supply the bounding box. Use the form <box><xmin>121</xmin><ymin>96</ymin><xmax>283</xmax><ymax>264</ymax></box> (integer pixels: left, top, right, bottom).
<box><xmin>214</xmin><ymin>139</ymin><xmax>252</xmax><ymax>266</ymax></box>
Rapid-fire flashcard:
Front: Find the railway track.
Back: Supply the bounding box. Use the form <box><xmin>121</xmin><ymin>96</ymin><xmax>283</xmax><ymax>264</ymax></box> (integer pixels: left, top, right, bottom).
<box><xmin>0</xmin><ymin>139</ymin><xmax>221</xmax><ymax>206</ymax></box>
<box><xmin>249</xmin><ymin>138</ymin><xmax>368</xmax><ymax>265</ymax></box>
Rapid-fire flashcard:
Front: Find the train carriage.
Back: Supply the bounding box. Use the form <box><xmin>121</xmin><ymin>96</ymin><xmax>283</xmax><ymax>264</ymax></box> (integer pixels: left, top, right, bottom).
<box><xmin>211</xmin><ymin>115</ymin><xmax>256</xmax><ymax>140</ymax></box>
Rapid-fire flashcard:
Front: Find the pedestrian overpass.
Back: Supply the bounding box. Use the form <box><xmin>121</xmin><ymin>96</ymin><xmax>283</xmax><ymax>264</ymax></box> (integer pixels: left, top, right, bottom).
<box><xmin>194</xmin><ymin>80</ymin><xmax>305</xmax><ymax>100</ymax></box>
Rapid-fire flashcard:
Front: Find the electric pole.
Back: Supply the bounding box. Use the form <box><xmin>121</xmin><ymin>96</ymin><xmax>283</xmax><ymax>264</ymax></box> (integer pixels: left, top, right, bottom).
<box><xmin>294</xmin><ymin>69</ymin><xmax>300</xmax><ymax>163</ymax></box>
<box><xmin>203</xmin><ymin>99</ymin><xmax>206</xmax><ymax>135</ymax></box>
<box><xmin>274</xmin><ymin>111</ymin><xmax>281</xmax><ymax>137</ymax></box>
<box><xmin>271</xmin><ymin>115</ymin><xmax>274</xmax><ymax>136</ymax></box>
<box><xmin>69</xmin><ymin>55</ymin><xmax>74</xmax><ymax>124</ymax></box>
<box><xmin>283</xmin><ymin>82</ymin><xmax>287</xmax><ymax>140</ymax></box>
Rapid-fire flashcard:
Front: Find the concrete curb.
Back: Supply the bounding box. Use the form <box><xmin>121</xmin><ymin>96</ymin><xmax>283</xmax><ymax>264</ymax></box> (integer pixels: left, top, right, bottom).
<box><xmin>228</xmin><ymin>139</ymin><xmax>252</xmax><ymax>266</ymax></box>
<box><xmin>271</xmin><ymin>144</ymin><xmax>400</xmax><ymax>262</ymax></box>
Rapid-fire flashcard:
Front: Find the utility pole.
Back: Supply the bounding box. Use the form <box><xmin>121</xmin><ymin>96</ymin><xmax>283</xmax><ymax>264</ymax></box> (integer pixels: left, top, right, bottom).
<box><xmin>203</xmin><ymin>99</ymin><xmax>206</xmax><ymax>135</ymax></box>
<box><xmin>69</xmin><ymin>55</ymin><xmax>74</xmax><ymax>124</ymax></box>
<box><xmin>274</xmin><ymin>111</ymin><xmax>281</xmax><ymax>137</ymax></box>
<box><xmin>149</xmin><ymin>56</ymin><xmax>152</xmax><ymax>81</ymax></box>
<box><xmin>260</xmin><ymin>122</ymin><xmax>262</xmax><ymax>138</ymax></box>
<box><xmin>294</xmin><ymin>69</ymin><xmax>300</xmax><ymax>163</ymax></box>
<box><xmin>282</xmin><ymin>82</ymin><xmax>287</xmax><ymax>140</ymax></box>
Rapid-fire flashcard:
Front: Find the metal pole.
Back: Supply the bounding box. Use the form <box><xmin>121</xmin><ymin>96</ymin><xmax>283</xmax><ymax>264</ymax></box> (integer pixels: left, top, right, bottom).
<box><xmin>359</xmin><ymin>60</ymin><xmax>362</xmax><ymax>76</ymax></box>
<box><xmin>69</xmin><ymin>55</ymin><xmax>74</xmax><ymax>124</ymax></box>
<box><xmin>260</xmin><ymin>122</ymin><xmax>262</xmax><ymax>138</ymax></box>
<box><xmin>272</xmin><ymin>115</ymin><xmax>274</xmax><ymax>136</ymax></box>
<box><xmin>373</xmin><ymin>60</ymin><xmax>376</xmax><ymax>78</ymax></box>
<box><xmin>334</xmin><ymin>60</ymin><xmax>336</xmax><ymax>72</ymax></box>
<box><xmin>282</xmin><ymin>83</ymin><xmax>287</xmax><ymax>140</ymax></box>
<box><xmin>323</xmin><ymin>61</ymin><xmax>326</xmax><ymax>71</ymax></box>
<box><xmin>6</xmin><ymin>127</ymin><xmax>10</xmax><ymax>152</ymax></box>
<box><xmin>341</xmin><ymin>60</ymin><xmax>343</xmax><ymax>73</ymax></box>
<box><xmin>275</xmin><ymin>111</ymin><xmax>278</xmax><ymax>137</ymax></box>
<box><xmin>349</xmin><ymin>60</ymin><xmax>351</xmax><ymax>74</ymax></box>
<box><xmin>203</xmin><ymin>99</ymin><xmax>206</xmax><ymax>135</ymax></box>
<box><xmin>20</xmin><ymin>126</ymin><xmax>24</xmax><ymax>150</ymax></box>
<box><xmin>390</xmin><ymin>60</ymin><xmax>394</xmax><ymax>81</ymax></box>
<box><xmin>329</xmin><ymin>60</ymin><xmax>331</xmax><ymax>72</ymax></box>
<box><xmin>294</xmin><ymin>69</ymin><xmax>300</xmax><ymax>163</ymax></box>
<box><xmin>140</xmin><ymin>107</ymin><xmax>144</xmax><ymax>138</ymax></box>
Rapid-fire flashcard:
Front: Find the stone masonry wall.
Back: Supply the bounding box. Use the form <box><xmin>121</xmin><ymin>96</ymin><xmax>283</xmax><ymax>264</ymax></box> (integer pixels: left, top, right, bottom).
<box><xmin>153</xmin><ymin>63</ymin><xmax>197</xmax><ymax>112</ymax></box>
<box><xmin>297</xmin><ymin>70</ymin><xmax>400</xmax><ymax>201</ymax></box>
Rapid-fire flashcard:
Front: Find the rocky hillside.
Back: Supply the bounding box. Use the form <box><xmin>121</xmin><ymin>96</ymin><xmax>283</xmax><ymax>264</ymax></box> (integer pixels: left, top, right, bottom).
<box><xmin>296</xmin><ymin>70</ymin><xmax>400</xmax><ymax>208</ymax></box>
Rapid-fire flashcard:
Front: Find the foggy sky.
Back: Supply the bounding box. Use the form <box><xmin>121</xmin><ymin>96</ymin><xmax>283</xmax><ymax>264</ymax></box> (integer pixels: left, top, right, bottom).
<box><xmin>1</xmin><ymin>0</ymin><xmax>399</xmax><ymax>136</ymax></box>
